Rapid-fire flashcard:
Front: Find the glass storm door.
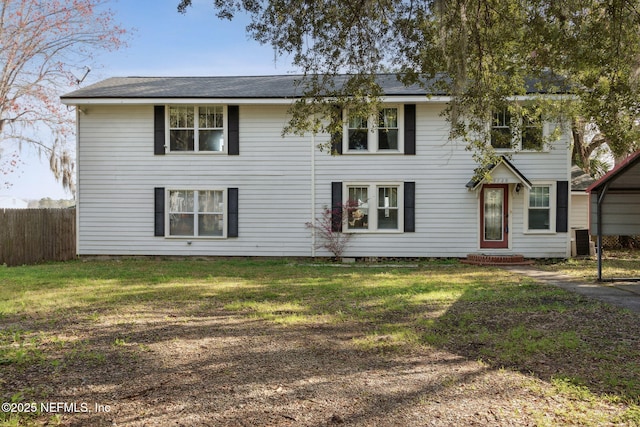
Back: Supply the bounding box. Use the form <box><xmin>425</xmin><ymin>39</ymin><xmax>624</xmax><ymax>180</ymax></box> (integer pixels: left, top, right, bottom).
<box><xmin>481</xmin><ymin>184</ymin><xmax>508</xmax><ymax>249</ymax></box>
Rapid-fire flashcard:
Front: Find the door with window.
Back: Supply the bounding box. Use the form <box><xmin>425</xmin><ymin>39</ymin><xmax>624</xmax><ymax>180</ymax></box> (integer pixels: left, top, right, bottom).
<box><xmin>480</xmin><ymin>184</ymin><xmax>509</xmax><ymax>248</ymax></box>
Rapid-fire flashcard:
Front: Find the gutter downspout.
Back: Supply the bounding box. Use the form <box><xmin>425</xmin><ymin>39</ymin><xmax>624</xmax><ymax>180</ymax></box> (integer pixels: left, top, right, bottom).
<box><xmin>566</xmin><ymin>141</ymin><xmax>572</xmax><ymax>259</ymax></box>
<box><xmin>596</xmin><ymin>182</ymin><xmax>610</xmax><ymax>281</ymax></box>
<box><xmin>75</xmin><ymin>107</ymin><xmax>81</xmax><ymax>257</ymax></box>
<box><xmin>311</xmin><ymin>130</ymin><xmax>316</xmax><ymax>258</ymax></box>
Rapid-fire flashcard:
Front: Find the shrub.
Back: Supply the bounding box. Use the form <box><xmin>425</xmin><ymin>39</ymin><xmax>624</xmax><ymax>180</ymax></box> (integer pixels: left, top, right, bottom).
<box><xmin>306</xmin><ymin>200</ymin><xmax>358</xmax><ymax>258</ymax></box>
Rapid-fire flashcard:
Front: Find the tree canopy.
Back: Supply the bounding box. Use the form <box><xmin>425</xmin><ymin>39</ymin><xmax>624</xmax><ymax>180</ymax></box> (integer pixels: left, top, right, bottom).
<box><xmin>0</xmin><ymin>0</ymin><xmax>127</xmax><ymax>193</ymax></box>
<box><xmin>179</xmin><ymin>0</ymin><xmax>640</xmax><ymax>172</ymax></box>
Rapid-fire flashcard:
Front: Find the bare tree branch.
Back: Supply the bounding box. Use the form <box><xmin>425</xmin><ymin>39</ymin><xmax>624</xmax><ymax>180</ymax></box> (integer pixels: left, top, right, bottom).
<box><xmin>0</xmin><ymin>0</ymin><xmax>128</xmax><ymax>194</ymax></box>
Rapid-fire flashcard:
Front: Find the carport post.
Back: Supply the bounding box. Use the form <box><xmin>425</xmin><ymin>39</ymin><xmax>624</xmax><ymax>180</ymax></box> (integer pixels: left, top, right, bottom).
<box><xmin>597</xmin><ymin>226</ymin><xmax>602</xmax><ymax>281</ymax></box>
<box><xmin>596</xmin><ymin>182</ymin><xmax>610</xmax><ymax>282</ymax></box>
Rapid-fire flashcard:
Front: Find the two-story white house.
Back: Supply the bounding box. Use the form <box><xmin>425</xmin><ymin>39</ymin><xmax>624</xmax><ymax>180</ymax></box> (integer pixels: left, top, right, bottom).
<box><xmin>61</xmin><ymin>75</ymin><xmax>572</xmax><ymax>259</ymax></box>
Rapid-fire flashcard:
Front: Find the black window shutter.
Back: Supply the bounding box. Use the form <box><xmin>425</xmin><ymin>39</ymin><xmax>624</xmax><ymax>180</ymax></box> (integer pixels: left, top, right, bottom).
<box><xmin>404</xmin><ymin>104</ymin><xmax>416</xmax><ymax>155</ymax></box>
<box><xmin>228</xmin><ymin>188</ymin><xmax>239</xmax><ymax>237</ymax></box>
<box><xmin>404</xmin><ymin>182</ymin><xmax>416</xmax><ymax>232</ymax></box>
<box><xmin>154</xmin><ymin>187</ymin><xmax>165</xmax><ymax>236</ymax></box>
<box><xmin>330</xmin><ymin>105</ymin><xmax>343</xmax><ymax>155</ymax></box>
<box><xmin>228</xmin><ymin>106</ymin><xmax>240</xmax><ymax>155</ymax></box>
<box><xmin>331</xmin><ymin>182</ymin><xmax>343</xmax><ymax>232</ymax></box>
<box><xmin>556</xmin><ymin>180</ymin><xmax>569</xmax><ymax>233</ymax></box>
<box><xmin>154</xmin><ymin>106</ymin><xmax>165</xmax><ymax>155</ymax></box>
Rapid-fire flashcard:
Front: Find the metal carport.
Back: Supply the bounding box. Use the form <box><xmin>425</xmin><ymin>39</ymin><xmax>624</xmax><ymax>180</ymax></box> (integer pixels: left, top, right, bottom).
<box><xmin>588</xmin><ymin>150</ymin><xmax>640</xmax><ymax>281</ymax></box>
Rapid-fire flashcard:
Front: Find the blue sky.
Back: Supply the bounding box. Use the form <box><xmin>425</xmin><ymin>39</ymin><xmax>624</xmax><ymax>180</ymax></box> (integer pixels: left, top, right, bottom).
<box><xmin>5</xmin><ymin>0</ymin><xmax>295</xmax><ymax>201</ymax></box>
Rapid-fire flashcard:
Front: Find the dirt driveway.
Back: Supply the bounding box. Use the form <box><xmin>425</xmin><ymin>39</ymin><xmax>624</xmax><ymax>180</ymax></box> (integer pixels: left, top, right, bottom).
<box><xmin>3</xmin><ymin>305</ymin><xmax>629</xmax><ymax>426</ymax></box>
<box><xmin>2</xmin><ymin>259</ymin><xmax>638</xmax><ymax>426</ymax></box>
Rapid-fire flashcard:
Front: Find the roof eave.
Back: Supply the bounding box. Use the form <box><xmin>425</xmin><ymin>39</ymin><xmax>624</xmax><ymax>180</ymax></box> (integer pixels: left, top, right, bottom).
<box><xmin>60</xmin><ymin>94</ymin><xmax>454</xmax><ymax>105</ymax></box>
<box><xmin>587</xmin><ymin>150</ymin><xmax>640</xmax><ymax>193</ymax></box>
<box><xmin>60</xmin><ymin>96</ymin><xmax>299</xmax><ymax>105</ymax></box>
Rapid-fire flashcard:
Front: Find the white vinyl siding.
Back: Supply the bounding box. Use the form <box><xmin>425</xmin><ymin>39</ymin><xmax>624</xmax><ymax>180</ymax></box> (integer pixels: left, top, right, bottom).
<box><xmin>324</xmin><ymin>104</ymin><xmax>569</xmax><ymax>258</ymax></box>
<box><xmin>77</xmin><ymin>104</ymin><xmax>312</xmax><ymax>256</ymax></box>
<box><xmin>75</xmin><ymin>101</ymin><xmax>571</xmax><ymax>258</ymax></box>
<box><xmin>571</xmin><ymin>193</ymin><xmax>589</xmax><ymax>230</ymax></box>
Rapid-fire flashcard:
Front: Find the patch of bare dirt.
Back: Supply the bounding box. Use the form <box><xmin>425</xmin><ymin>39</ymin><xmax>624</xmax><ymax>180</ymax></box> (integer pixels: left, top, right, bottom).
<box><xmin>1</xmin><ymin>306</ymin><xmax>630</xmax><ymax>426</ymax></box>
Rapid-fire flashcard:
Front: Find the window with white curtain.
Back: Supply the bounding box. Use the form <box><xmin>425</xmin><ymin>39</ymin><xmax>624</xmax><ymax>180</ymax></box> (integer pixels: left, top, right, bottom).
<box><xmin>168</xmin><ymin>189</ymin><xmax>225</xmax><ymax>237</ymax></box>
<box><xmin>168</xmin><ymin>105</ymin><xmax>225</xmax><ymax>152</ymax></box>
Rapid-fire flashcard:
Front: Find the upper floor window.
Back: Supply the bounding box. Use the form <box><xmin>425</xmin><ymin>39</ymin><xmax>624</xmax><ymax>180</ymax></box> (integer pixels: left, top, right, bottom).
<box><xmin>491</xmin><ymin>109</ymin><xmax>513</xmax><ymax>149</ymax></box>
<box><xmin>168</xmin><ymin>105</ymin><xmax>225</xmax><ymax>153</ymax></box>
<box><xmin>491</xmin><ymin>108</ymin><xmax>543</xmax><ymax>151</ymax></box>
<box><xmin>347</xmin><ymin>114</ymin><xmax>369</xmax><ymax>151</ymax></box>
<box><xmin>378</xmin><ymin>108</ymin><xmax>399</xmax><ymax>150</ymax></box>
<box><xmin>344</xmin><ymin>106</ymin><xmax>403</xmax><ymax>153</ymax></box>
<box><xmin>521</xmin><ymin>113</ymin><xmax>543</xmax><ymax>150</ymax></box>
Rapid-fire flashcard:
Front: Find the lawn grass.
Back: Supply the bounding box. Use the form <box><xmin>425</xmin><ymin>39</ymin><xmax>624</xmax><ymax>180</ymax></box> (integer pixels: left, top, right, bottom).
<box><xmin>1</xmin><ymin>257</ymin><xmax>639</xmax><ymax>425</ymax></box>
<box><xmin>538</xmin><ymin>249</ymin><xmax>640</xmax><ymax>280</ymax></box>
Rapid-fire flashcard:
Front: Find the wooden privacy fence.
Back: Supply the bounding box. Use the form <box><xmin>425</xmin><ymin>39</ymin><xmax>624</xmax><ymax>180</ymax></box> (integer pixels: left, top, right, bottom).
<box><xmin>0</xmin><ymin>208</ymin><xmax>76</xmax><ymax>266</ymax></box>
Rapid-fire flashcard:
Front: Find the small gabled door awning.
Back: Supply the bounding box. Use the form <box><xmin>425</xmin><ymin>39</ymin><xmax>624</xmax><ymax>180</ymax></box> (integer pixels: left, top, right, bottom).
<box><xmin>466</xmin><ymin>156</ymin><xmax>532</xmax><ymax>191</ymax></box>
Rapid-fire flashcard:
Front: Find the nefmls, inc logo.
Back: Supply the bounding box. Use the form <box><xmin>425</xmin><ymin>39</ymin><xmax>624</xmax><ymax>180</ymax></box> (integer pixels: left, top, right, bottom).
<box><xmin>40</xmin><ymin>402</ymin><xmax>90</xmax><ymax>413</ymax></box>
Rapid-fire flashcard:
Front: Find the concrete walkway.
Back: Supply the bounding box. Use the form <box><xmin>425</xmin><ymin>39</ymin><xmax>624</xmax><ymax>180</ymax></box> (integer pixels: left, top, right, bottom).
<box><xmin>504</xmin><ymin>266</ymin><xmax>640</xmax><ymax>314</ymax></box>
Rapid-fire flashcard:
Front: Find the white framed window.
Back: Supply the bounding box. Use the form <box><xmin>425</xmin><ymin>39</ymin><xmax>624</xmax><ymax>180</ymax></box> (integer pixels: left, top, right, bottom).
<box><xmin>347</xmin><ymin>185</ymin><xmax>369</xmax><ymax>229</ymax></box>
<box><xmin>343</xmin><ymin>106</ymin><xmax>403</xmax><ymax>153</ymax></box>
<box><xmin>345</xmin><ymin>183</ymin><xmax>403</xmax><ymax>232</ymax></box>
<box><xmin>491</xmin><ymin>108</ymin><xmax>544</xmax><ymax>151</ymax></box>
<box><xmin>347</xmin><ymin>114</ymin><xmax>369</xmax><ymax>151</ymax></box>
<box><xmin>491</xmin><ymin>108</ymin><xmax>513</xmax><ymax>149</ymax></box>
<box><xmin>167</xmin><ymin>105</ymin><xmax>226</xmax><ymax>153</ymax></box>
<box><xmin>524</xmin><ymin>183</ymin><xmax>556</xmax><ymax>233</ymax></box>
<box><xmin>377</xmin><ymin>186</ymin><xmax>399</xmax><ymax>229</ymax></box>
<box><xmin>167</xmin><ymin>189</ymin><xmax>226</xmax><ymax>238</ymax></box>
<box><xmin>521</xmin><ymin>113</ymin><xmax>543</xmax><ymax>150</ymax></box>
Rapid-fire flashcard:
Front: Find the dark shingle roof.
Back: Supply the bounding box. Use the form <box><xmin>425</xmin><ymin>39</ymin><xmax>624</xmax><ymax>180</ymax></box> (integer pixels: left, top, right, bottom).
<box><xmin>571</xmin><ymin>165</ymin><xmax>596</xmax><ymax>192</ymax></box>
<box><xmin>61</xmin><ymin>74</ymin><xmax>432</xmax><ymax>100</ymax></box>
<box><xmin>61</xmin><ymin>72</ymin><xmax>569</xmax><ymax>100</ymax></box>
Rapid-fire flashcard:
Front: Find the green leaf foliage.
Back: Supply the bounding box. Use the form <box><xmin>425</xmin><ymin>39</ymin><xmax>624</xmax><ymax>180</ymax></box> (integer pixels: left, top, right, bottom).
<box><xmin>180</xmin><ymin>0</ymin><xmax>640</xmax><ymax>166</ymax></box>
